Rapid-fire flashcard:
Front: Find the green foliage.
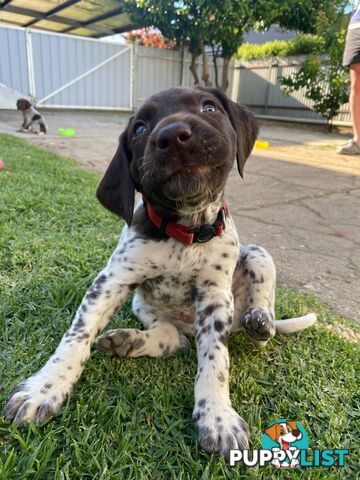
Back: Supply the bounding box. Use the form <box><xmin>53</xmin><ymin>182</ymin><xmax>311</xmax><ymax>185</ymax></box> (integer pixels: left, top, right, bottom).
<box><xmin>280</xmin><ymin>1</ymin><xmax>349</xmax><ymax>125</ymax></box>
<box><xmin>236</xmin><ymin>34</ymin><xmax>321</xmax><ymax>61</ymax></box>
<box><xmin>124</xmin><ymin>0</ymin><xmax>274</xmax><ymax>89</ymax></box>
<box><xmin>124</xmin><ymin>0</ymin><xmax>204</xmax><ymax>54</ymax></box>
<box><xmin>281</xmin><ymin>57</ymin><xmax>348</xmax><ymax>123</ymax></box>
<box><xmin>0</xmin><ymin>135</ymin><xmax>359</xmax><ymax>478</ymax></box>
<box><xmin>272</xmin><ymin>0</ymin><xmax>338</xmax><ymax>33</ymax></box>
<box><xmin>199</xmin><ymin>0</ymin><xmax>274</xmax><ymax>58</ymax></box>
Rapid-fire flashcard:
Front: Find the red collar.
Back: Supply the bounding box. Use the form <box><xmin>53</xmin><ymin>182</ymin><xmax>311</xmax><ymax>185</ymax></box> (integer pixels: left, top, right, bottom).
<box><xmin>144</xmin><ymin>200</ymin><xmax>228</xmax><ymax>245</ymax></box>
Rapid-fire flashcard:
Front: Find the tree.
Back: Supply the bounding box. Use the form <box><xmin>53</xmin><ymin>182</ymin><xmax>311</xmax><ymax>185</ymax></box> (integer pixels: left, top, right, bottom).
<box><xmin>124</xmin><ymin>1</ymin><xmax>208</xmax><ymax>86</ymax></box>
<box><xmin>280</xmin><ymin>1</ymin><xmax>349</xmax><ymax>127</ymax></box>
<box><xmin>273</xmin><ymin>0</ymin><xmax>338</xmax><ymax>33</ymax></box>
<box><xmin>124</xmin><ymin>0</ymin><xmax>273</xmax><ymax>91</ymax></box>
<box><xmin>204</xmin><ymin>0</ymin><xmax>273</xmax><ymax>90</ymax></box>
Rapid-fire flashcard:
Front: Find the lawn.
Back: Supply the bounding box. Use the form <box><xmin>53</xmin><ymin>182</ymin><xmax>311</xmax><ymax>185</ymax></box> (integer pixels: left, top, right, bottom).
<box><xmin>0</xmin><ymin>133</ymin><xmax>359</xmax><ymax>479</ymax></box>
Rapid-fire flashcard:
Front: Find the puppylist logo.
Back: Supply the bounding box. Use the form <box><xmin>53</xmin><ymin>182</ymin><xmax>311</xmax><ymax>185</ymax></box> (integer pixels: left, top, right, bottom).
<box><xmin>229</xmin><ymin>419</ymin><xmax>349</xmax><ymax>468</ymax></box>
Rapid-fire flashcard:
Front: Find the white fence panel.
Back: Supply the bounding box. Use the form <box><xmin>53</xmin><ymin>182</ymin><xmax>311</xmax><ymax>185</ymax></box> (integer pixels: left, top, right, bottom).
<box><xmin>0</xmin><ymin>24</ymin><xmax>132</xmax><ymax>110</ymax></box>
<box><xmin>32</xmin><ymin>31</ymin><xmax>132</xmax><ymax>109</ymax></box>
<box><xmin>0</xmin><ymin>25</ymin><xmax>30</xmax><ymax>108</ymax></box>
<box><xmin>134</xmin><ymin>47</ymin><xmax>237</xmax><ymax>107</ymax></box>
<box><xmin>134</xmin><ymin>46</ymin><xmax>182</xmax><ymax>106</ymax></box>
<box><xmin>237</xmin><ymin>57</ymin><xmax>351</xmax><ymax>125</ymax></box>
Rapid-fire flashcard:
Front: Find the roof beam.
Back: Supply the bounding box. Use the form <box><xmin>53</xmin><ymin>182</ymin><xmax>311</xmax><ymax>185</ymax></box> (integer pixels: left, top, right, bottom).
<box><xmin>0</xmin><ymin>0</ymin><xmax>13</xmax><ymax>8</ymax></box>
<box><xmin>24</xmin><ymin>0</ymin><xmax>82</xmax><ymax>28</ymax></box>
<box><xmin>2</xmin><ymin>5</ymin><xmax>115</xmax><ymax>35</ymax></box>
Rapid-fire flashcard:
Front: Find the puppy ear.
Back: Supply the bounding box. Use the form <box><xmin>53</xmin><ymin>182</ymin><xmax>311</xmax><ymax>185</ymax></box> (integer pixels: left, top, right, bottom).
<box><xmin>96</xmin><ymin>129</ymin><xmax>135</xmax><ymax>226</ymax></box>
<box><xmin>264</xmin><ymin>424</ymin><xmax>279</xmax><ymax>442</ymax></box>
<box><xmin>203</xmin><ymin>88</ymin><xmax>258</xmax><ymax>177</ymax></box>
<box><xmin>226</xmin><ymin>100</ymin><xmax>258</xmax><ymax>177</ymax></box>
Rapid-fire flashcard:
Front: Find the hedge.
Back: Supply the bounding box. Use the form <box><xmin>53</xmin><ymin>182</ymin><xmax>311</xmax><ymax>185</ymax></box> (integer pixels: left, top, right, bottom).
<box><xmin>235</xmin><ymin>34</ymin><xmax>322</xmax><ymax>61</ymax></box>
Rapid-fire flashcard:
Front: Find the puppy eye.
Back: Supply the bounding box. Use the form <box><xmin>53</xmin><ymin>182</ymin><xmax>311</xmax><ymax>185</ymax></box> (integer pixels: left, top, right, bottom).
<box><xmin>201</xmin><ymin>103</ymin><xmax>216</xmax><ymax>113</ymax></box>
<box><xmin>134</xmin><ymin>122</ymin><xmax>147</xmax><ymax>135</ymax></box>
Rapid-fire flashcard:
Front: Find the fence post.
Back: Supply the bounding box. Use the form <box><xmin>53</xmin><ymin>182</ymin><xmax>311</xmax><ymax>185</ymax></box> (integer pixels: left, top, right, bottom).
<box><xmin>264</xmin><ymin>62</ymin><xmax>275</xmax><ymax>114</ymax></box>
<box><xmin>230</xmin><ymin>60</ymin><xmax>240</xmax><ymax>102</ymax></box>
<box><xmin>25</xmin><ymin>28</ymin><xmax>36</xmax><ymax>100</ymax></box>
<box><xmin>180</xmin><ymin>47</ymin><xmax>188</xmax><ymax>86</ymax></box>
<box><xmin>130</xmin><ymin>43</ymin><xmax>135</xmax><ymax>110</ymax></box>
<box><xmin>131</xmin><ymin>43</ymin><xmax>137</xmax><ymax>110</ymax></box>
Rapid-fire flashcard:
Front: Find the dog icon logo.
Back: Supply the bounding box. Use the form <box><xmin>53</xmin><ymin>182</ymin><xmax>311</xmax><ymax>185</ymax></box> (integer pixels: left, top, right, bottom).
<box><xmin>261</xmin><ymin>419</ymin><xmax>309</xmax><ymax>468</ymax></box>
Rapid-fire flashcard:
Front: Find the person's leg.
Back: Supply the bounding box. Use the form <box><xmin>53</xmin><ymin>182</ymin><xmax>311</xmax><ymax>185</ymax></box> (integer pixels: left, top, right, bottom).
<box><xmin>337</xmin><ymin>64</ymin><xmax>360</xmax><ymax>154</ymax></box>
<box><xmin>337</xmin><ymin>28</ymin><xmax>360</xmax><ymax>155</ymax></box>
<box><xmin>350</xmin><ymin>63</ymin><xmax>360</xmax><ymax>143</ymax></box>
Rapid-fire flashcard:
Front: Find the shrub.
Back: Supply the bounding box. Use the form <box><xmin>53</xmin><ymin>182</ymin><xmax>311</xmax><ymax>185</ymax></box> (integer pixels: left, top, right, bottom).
<box><xmin>280</xmin><ymin>7</ymin><xmax>349</xmax><ymax>127</ymax></box>
<box><xmin>235</xmin><ymin>34</ymin><xmax>321</xmax><ymax>60</ymax></box>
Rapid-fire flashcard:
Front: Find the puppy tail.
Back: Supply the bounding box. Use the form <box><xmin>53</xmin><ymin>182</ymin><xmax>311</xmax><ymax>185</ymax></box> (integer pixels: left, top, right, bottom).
<box><xmin>275</xmin><ymin>313</ymin><xmax>317</xmax><ymax>334</ymax></box>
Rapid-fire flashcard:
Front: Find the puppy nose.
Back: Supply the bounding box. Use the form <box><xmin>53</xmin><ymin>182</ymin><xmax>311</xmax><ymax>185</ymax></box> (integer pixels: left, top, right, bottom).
<box><xmin>292</xmin><ymin>429</ymin><xmax>301</xmax><ymax>437</ymax></box>
<box><xmin>157</xmin><ymin>122</ymin><xmax>192</xmax><ymax>150</ymax></box>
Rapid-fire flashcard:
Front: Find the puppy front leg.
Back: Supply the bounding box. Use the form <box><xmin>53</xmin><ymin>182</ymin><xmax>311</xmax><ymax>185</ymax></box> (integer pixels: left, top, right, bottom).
<box><xmin>192</xmin><ymin>282</ymin><xmax>250</xmax><ymax>457</ymax></box>
<box><xmin>17</xmin><ymin>119</ymin><xmax>29</xmax><ymax>133</ymax></box>
<box><xmin>4</xmin><ymin>263</ymin><xmax>138</xmax><ymax>425</ymax></box>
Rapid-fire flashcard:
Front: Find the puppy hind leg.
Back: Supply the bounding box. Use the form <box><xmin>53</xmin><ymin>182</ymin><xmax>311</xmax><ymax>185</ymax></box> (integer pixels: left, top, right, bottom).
<box><xmin>232</xmin><ymin>245</ymin><xmax>276</xmax><ymax>343</ymax></box>
<box><xmin>95</xmin><ymin>293</ymin><xmax>189</xmax><ymax>358</ymax></box>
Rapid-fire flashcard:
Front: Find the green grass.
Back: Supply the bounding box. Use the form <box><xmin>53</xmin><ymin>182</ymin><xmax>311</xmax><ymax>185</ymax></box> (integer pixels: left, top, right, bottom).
<box><xmin>0</xmin><ymin>133</ymin><xmax>359</xmax><ymax>479</ymax></box>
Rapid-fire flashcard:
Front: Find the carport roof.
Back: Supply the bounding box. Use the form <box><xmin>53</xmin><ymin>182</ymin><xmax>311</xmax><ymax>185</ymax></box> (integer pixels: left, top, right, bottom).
<box><xmin>0</xmin><ymin>0</ymin><xmax>137</xmax><ymax>38</ymax></box>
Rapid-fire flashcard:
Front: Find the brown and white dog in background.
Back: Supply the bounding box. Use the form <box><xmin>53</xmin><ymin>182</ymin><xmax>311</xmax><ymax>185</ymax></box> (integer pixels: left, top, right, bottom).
<box><xmin>6</xmin><ymin>87</ymin><xmax>316</xmax><ymax>458</ymax></box>
<box><xmin>16</xmin><ymin>98</ymin><xmax>47</xmax><ymax>135</ymax></box>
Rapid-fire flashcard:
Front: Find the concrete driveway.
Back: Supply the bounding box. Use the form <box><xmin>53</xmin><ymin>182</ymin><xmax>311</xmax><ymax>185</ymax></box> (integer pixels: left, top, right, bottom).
<box><xmin>1</xmin><ymin>110</ymin><xmax>359</xmax><ymax>320</ymax></box>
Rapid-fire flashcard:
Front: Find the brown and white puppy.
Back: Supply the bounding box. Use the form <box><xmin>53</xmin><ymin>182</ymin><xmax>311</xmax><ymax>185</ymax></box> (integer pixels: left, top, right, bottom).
<box><xmin>5</xmin><ymin>87</ymin><xmax>316</xmax><ymax>457</ymax></box>
<box><xmin>16</xmin><ymin>98</ymin><xmax>47</xmax><ymax>135</ymax></box>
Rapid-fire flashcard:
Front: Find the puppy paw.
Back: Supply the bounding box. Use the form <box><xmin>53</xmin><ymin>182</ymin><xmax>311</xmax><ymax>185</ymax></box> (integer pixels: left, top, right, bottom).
<box><xmin>192</xmin><ymin>402</ymin><xmax>250</xmax><ymax>457</ymax></box>
<box><xmin>4</xmin><ymin>374</ymin><xmax>69</xmax><ymax>425</ymax></box>
<box><xmin>96</xmin><ymin>328</ymin><xmax>190</xmax><ymax>358</ymax></box>
<box><xmin>240</xmin><ymin>307</ymin><xmax>275</xmax><ymax>342</ymax></box>
<box><xmin>96</xmin><ymin>329</ymin><xmax>146</xmax><ymax>357</ymax></box>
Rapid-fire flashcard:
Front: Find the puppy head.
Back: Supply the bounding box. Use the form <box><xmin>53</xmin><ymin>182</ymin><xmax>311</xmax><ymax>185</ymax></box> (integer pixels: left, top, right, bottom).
<box><xmin>265</xmin><ymin>421</ymin><xmax>301</xmax><ymax>444</ymax></box>
<box><xmin>97</xmin><ymin>87</ymin><xmax>258</xmax><ymax>225</ymax></box>
<box><xmin>16</xmin><ymin>98</ymin><xmax>31</xmax><ymax>111</ymax></box>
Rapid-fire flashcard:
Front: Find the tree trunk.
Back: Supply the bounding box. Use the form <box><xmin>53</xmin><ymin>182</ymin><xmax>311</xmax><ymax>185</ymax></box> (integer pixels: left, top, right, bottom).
<box><xmin>200</xmin><ymin>41</ymin><xmax>211</xmax><ymax>86</ymax></box>
<box><xmin>221</xmin><ymin>56</ymin><xmax>231</xmax><ymax>92</ymax></box>
<box><xmin>211</xmin><ymin>44</ymin><xmax>221</xmax><ymax>89</ymax></box>
<box><xmin>189</xmin><ymin>52</ymin><xmax>200</xmax><ymax>85</ymax></box>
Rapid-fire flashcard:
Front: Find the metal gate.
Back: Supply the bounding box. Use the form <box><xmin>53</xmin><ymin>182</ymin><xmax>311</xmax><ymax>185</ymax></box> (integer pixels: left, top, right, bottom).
<box><xmin>0</xmin><ymin>24</ymin><xmax>133</xmax><ymax>110</ymax></box>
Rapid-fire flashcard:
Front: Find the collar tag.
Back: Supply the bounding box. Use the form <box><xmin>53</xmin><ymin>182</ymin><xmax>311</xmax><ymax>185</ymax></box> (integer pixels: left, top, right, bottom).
<box><xmin>191</xmin><ymin>224</ymin><xmax>216</xmax><ymax>243</ymax></box>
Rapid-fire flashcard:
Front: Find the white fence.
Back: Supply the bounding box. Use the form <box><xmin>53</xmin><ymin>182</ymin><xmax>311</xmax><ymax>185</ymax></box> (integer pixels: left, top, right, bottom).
<box><xmin>238</xmin><ymin>57</ymin><xmax>351</xmax><ymax>125</ymax></box>
<box><xmin>0</xmin><ymin>23</ymin><xmax>236</xmax><ymax>111</ymax></box>
<box><xmin>0</xmin><ymin>23</ymin><xmax>351</xmax><ymax>125</ymax></box>
<box><xmin>0</xmin><ymin>24</ymin><xmax>132</xmax><ymax>110</ymax></box>
<box><xmin>133</xmin><ymin>45</ymin><xmax>238</xmax><ymax>107</ymax></box>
